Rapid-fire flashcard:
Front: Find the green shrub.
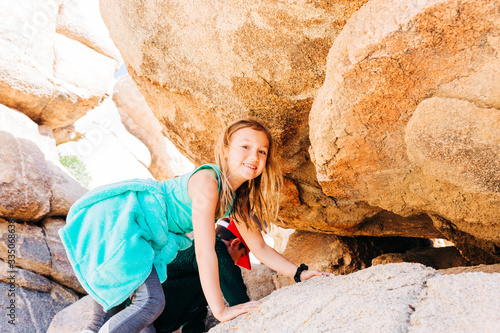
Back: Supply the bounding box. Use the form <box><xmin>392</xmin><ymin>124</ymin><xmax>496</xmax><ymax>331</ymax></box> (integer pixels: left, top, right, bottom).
<box><xmin>59</xmin><ymin>154</ymin><xmax>92</xmax><ymax>189</ymax></box>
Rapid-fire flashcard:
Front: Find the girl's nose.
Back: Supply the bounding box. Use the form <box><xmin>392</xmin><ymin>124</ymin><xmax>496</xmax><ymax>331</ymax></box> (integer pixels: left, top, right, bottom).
<box><xmin>249</xmin><ymin>150</ymin><xmax>259</xmax><ymax>161</ymax></box>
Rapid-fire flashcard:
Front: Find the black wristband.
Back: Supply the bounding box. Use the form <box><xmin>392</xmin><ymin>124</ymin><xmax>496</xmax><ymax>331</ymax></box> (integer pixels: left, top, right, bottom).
<box><xmin>294</xmin><ymin>264</ymin><xmax>308</xmax><ymax>283</ymax></box>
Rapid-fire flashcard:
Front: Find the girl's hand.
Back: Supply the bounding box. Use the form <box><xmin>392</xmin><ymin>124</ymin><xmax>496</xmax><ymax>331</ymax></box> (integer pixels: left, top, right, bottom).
<box><xmin>300</xmin><ymin>269</ymin><xmax>331</xmax><ymax>281</ymax></box>
<box><xmin>216</xmin><ymin>300</ymin><xmax>262</xmax><ymax>322</ymax></box>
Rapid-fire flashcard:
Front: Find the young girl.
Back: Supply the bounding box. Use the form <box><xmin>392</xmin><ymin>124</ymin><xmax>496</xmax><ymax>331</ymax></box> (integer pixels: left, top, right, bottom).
<box><xmin>60</xmin><ymin>118</ymin><xmax>327</xmax><ymax>333</ymax></box>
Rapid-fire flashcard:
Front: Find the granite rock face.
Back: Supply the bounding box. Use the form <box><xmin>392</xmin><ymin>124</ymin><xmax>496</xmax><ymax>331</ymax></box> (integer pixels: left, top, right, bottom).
<box><xmin>46</xmin><ymin>295</ymin><xmax>94</xmax><ymax>333</ymax></box>
<box><xmin>241</xmin><ymin>263</ymin><xmax>277</xmax><ymax>301</ymax></box>
<box><xmin>0</xmin><ymin>218</ymin><xmax>84</xmax><ymax>293</ymax></box>
<box><xmin>209</xmin><ymin>263</ymin><xmax>500</xmax><ymax>332</ymax></box>
<box><xmin>0</xmin><ymin>0</ymin><xmax>119</xmax><ymax>129</ymax></box>
<box><xmin>372</xmin><ymin>246</ymin><xmax>470</xmax><ymax>270</ymax></box>
<box><xmin>283</xmin><ymin>230</ymin><xmax>434</xmax><ymax>279</ymax></box>
<box><xmin>98</xmin><ymin>0</ymin><xmax>500</xmax><ymax>264</ymax></box>
<box><xmin>408</xmin><ymin>271</ymin><xmax>500</xmax><ymax>332</ymax></box>
<box><xmin>100</xmin><ymin>0</ymin><xmax>368</xmax><ymax>168</ymax></box>
<box><xmin>0</xmin><ymin>106</ymin><xmax>86</xmax><ymax>221</ymax></box>
<box><xmin>99</xmin><ymin>0</ymin><xmax>394</xmax><ymax>236</ymax></box>
<box><xmin>0</xmin><ymin>280</ymin><xmax>78</xmax><ymax>333</ymax></box>
<box><xmin>0</xmin><ymin>110</ymin><xmax>86</xmax><ymax>329</ymax></box>
<box><xmin>0</xmin><ymin>217</ymin><xmax>83</xmax><ymax>332</ymax></box>
<box><xmin>113</xmin><ymin>75</ymin><xmax>179</xmax><ymax>180</ymax></box>
<box><xmin>309</xmin><ymin>0</ymin><xmax>500</xmax><ymax>262</ymax></box>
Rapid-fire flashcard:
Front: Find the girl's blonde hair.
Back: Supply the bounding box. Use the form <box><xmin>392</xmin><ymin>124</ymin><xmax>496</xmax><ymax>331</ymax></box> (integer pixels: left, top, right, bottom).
<box><xmin>214</xmin><ymin>118</ymin><xmax>283</xmax><ymax>231</ymax></box>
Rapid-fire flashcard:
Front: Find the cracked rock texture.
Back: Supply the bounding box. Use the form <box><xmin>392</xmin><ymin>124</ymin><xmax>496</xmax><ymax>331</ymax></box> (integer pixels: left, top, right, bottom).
<box><xmin>0</xmin><ymin>281</ymin><xmax>78</xmax><ymax>333</ymax></box>
<box><xmin>100</xmin><ymin>0</ymin><xmax>500</xmax><ymax>264</ymax></box>
<box><xmin>0</xmin><ymin>217</ymin><xmax>83</xmax><ymax>333</ymax></box>
<box><xmin>2</xmin><ymin>0</ymin><xmax>500</xmax><ymax>330</ymax></box>
<box><xmin>0</xmin><ymin>217</ymin><xmax>84</xmax><ymax>293</ymax></box>
<box><xmin>0</xmin><ymin>0</ymin><xmax>120</xmax><ymax>129</ymax></box>
<box><xmin>409</xmin><ymin>271</ymin><xmax>500</xmax><ymax>332</ymax></box>
<box><xmin>309</xmin><ymin>0</ymin><xmax>500</xmax><ymax>263</ymax></box>
<box><xmin>0</xmin><ymin>106</ymin><xmax>86</xmax><ymax>221</ymax></box>
<box><xmin>46</xmin><ymin>295</ymin><xmax>94</xmax><ymax>333</ymax></box>
<box><xmin>0</xmin><ymin>1</ymin><xmax>133</xmax><ymax>333</ymax></box>
<box><xmin>210</xmin><ymin>263</ymin><xmax>500</xmax><ymax>332</ymax></box>
<box><xmin>99</xmin><ymin>0</ymin><xmax>399</xmax><ymax>237</ymax></box>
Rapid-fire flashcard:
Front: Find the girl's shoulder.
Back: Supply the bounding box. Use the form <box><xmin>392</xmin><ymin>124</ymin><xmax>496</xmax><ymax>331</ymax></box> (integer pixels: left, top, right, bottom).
<box><xmin>193</xmin><ymin>163</ymin><xmax>220</xmax><ymax>176</ymax></box>
<box><xmin>189</xmin><ymin>166</ymin><xmax>218</xmax><ymax>184</ymax></box>
<box><xmin>187</xmin><ymin>165</ymin><xmax>221</xmax><ymax>206</ymax></box>
<box><xmin>189</xmin><ymin>163</ymin><xmax>220</xmax><ymax>182</ymax></box>
<box><xmin>187</xmin><ymin>163</ymin><xmax>221</xmax><ymax>191</ymax></box>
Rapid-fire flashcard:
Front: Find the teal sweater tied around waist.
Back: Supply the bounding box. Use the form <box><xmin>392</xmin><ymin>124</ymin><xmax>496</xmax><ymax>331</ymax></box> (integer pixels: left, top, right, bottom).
<box><xmin>59</xmin><ymin>178</ymin><xmax>193</xmax><ymax>311</ymax></box>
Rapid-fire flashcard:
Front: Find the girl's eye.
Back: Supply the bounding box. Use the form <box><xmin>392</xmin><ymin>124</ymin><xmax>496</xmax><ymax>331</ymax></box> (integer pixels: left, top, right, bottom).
<box><xmin>259</xmin><ymin>150</ymin><xmax>267</xmax><ymax>155</ymax></box>
<box><xmin>242</xmin><ymin>145</ymin><xmax>248</xmax><ymax>149</ymax></box>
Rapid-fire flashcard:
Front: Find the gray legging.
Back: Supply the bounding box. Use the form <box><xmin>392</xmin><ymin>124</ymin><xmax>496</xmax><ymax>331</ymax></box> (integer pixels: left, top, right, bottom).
<box><xmin>87</xmin><ymin>267</ymin><xmax>165</xmax><ymax>333</ymax></box>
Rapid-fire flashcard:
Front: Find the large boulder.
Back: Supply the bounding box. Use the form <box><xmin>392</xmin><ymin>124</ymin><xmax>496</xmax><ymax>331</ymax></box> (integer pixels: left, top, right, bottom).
<box><xmin>113</xmin><ymin>75</ymin><xmax>181</xmax><ymax>180</ymax></box>
<box><xmin>282</xmin><ymin>230</ymin><xmax>435</xmax><ymax>279</ymax></box>
<box><xmin>0</xmin><ymin>106</ymin><xmax>86</xmax><ymax>221</ymax></box>
<box><xmin>99</xmin><ymin>0</ymin><xmax>368</xmax><ymax>167</ymax></box>
<box><xmin>41</xmin><ymin>217</ymin><xmax>85</xmax><ymax>293</ymax></box>
<box><xmin>47</xmin><ymin>295</ymin><xmax>94</xmax><ymax>333</ymax></box>
<box><xmin>0</xmin><ymin>129</ymin><xmax>52</xmax><ymax>221</ymax></box>
<box><xmin>372</xmin><ymin>246</ymin><xmax>470</xmax><ymax>270</ymax></box>
<box><xmin>309</xmin><ymin>0</ymin><xmax>500</xmax><ymax>262</ymax></box>
<box><xmin>209</xmin><ymin>263</ymin><xmax>500</xmax><ymax>332</ymax></box>
<box><xmin>0</xmin><ymin>218</ymin><xmax>84</xmax><ymax>293</ymax></box>
<box><xmin>56</xmin><ymin>0</ymin><xmax>121</xmax><ymax>61</ymax></box>
<box><xmin>241</xmin><ymin>263</ymin><xmax>277</xmax><ymax>301</ymax></box>
<box><xmin>0</xmin><ymin>280</ymin><xmax>78</xmax><ymax>333</ymax></box>
<box><xmin>99</xmin><ymin>0</ymin><xmax>396</xmax><ymax>235</ymax></box>
<box><xmin>0</xmin><ymin>251</ymin><xmax>79</xmax><ymax>332</ymax></box>
<box><xmin>0</xmin><ymin>0</ymin><xmax>120</xmax><ymax>129</ymax></box>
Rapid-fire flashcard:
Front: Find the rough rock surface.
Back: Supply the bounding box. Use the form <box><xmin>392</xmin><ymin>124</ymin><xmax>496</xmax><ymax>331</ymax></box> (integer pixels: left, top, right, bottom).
<box><xmin>372</xmin><ymin>246</ymin><xmax>470</xmax><ymax>270</ymax></box>
<box><xmin>309</xmin><ymin>0</ymin><xmax>500</xmax><ymax>262</ymax></box>
<box><xmin>440</xmin><ymin>263</ymin><xmax>500</xmax><ymax>275</ymax></box>
<box><xmin>0</xmin><ymin>106</ymin><xmax>86</xmax><ymax>221</ymax></box>
<box><xmin>0</xmin><ymin>261</ymin><xmax>52</xmax><ymax>293</ymax></box>
<box><xmin>41</xmin><ymin>218</ymin><xmax>85</xmax><ymax>293</ymax></box>
<box><xmin>0</xmin><ymin>0</ymin><xmax>119</xmax><ymax>129</ymax></box>
<box><xmin>46</xmin><ymin>295</ymin><xmax>94</xmax><ymax>333</ymax></box>
<box><xmin>0</xmin><ymin>281</ymin><xmax>78</xmax><ymax>333</ymax></box>
<box><xmin>283</xmin><ymin>230</ymin><xmax>434</xmax><ymax>277</ymax></box>
<box><xmin>0</xmin><ymin>217</ymin><xmax>83</xmax><ymax>333</ymax></box>
<box><xmin>408</xmin><ymin>272</ymin><xmax>500</xmax><ymax>332</ymax></box>
<box><xmin>209</xmin><ymin>263</ymin><xmax>500</xmax><ymax>332</ymax></box>
<box><xmin>47</xmin><ymin>264</ymin><xmax>278</xmax><ymax>333</ymax></box>
<box><xmin>113</xmin><ymin>75</ymin><xmax>178</xmax><ymax>180</ymax></box>
<box><xmin>0</xmin><ymin>218</ymin><xmax>84</xmax><ymax>294</ymax></box>
<box><xmin>241</xmin><ymin>263</ymin><xmax>277</xmax><ymax>301</ymax></box>
<box><xmin>98</xmin><ymin>0</ymin><xmax>404</xmax><ymax>235</ymax></box>
<box><xmin>56</xmin><ymin>0</ymin><xmax>121</xmax><ymax>61</ymax></box>
<box><xmin>0</xmin><ymin>129</ymin><xmax>52</xmax><ymax>221</ymax></box>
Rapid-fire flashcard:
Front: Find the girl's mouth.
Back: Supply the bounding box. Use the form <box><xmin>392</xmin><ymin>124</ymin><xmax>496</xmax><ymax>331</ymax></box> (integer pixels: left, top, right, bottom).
<box><xmin>243</xmin><ymin>163</ymin><xmax>257</xmax><ymax>170</ymax></box>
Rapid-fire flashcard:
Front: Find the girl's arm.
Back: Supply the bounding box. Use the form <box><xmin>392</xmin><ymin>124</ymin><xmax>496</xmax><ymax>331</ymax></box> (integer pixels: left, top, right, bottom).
<box><xmin>188</xmin><ymin>170</ymin><xmax>260</xmax><ymax>322</ymax></box>
<box><xmin>235</xmin><ymin>220</ymin><xmax>328</xmax><ymax>281</ymax></box>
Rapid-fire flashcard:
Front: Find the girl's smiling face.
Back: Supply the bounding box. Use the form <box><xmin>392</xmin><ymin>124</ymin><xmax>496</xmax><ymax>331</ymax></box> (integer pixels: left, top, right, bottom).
<box><xmin>224</xmin><ymin>127</ymin><xmax>269</xmax><ymax>190</ymax></box>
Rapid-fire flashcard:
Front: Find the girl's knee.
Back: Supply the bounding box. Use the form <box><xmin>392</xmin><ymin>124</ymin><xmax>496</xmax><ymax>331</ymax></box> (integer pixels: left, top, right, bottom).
<box><xmin>154</xmin><ymin>290</ymin><xmax>165</xmax><ymax>314</ymax></box>
<box><xmin>145</xmin><ymin>290</ymin><xmax>165</xmax><ymax>317</ymax></box>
